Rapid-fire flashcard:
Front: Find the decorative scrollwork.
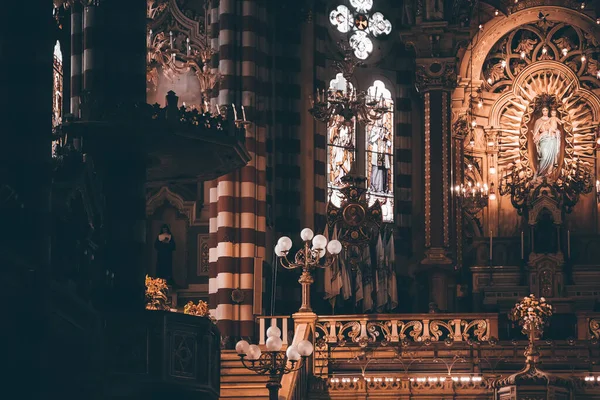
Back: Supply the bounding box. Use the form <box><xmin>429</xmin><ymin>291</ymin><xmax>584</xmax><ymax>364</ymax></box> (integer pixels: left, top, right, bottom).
<box><xmin>399</xmin><ymin>321</ymin><xmax>423</xmax><ymax>341</ymax></box>
<box><xmin>429</xmin><ymin>320</ymin><xmax>453</xmax><ymax>341</ymax></box>
<box><xmin>461</xmin><ymin>319</ymin><xmax>489</xmax><ymax>341</ymax></box>
<box><xmin>590</xmin><ymin>318</ymin><xmax>600</xmax><ymax>339</ymax></box>
<box><xmin>315</xmin><ymin>316</ymin><xmax>494</xmax><ymax>347</ymax></box>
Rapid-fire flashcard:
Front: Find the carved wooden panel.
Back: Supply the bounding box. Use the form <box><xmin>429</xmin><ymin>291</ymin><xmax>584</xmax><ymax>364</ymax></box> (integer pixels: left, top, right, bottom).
<box><xmin>197</xmin><ymin>234</ymin><xmax>209</xmax><ymax>274</ymax></box>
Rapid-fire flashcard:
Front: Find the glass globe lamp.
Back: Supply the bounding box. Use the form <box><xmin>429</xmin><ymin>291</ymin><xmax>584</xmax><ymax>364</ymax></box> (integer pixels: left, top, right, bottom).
<box><xmin>300</xmin><ymin>228</ymin><xmax>314</xmax><ymax>241</ymax></box>
<box><xmin>312</xmin><ymin>234</ymin><xmax>327</xmax><ymax>250</ymax></box>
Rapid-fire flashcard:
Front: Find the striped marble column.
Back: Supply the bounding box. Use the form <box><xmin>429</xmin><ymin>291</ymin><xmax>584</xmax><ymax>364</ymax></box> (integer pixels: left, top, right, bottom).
<box><xmin>209</xmin><ymin>0</ymin><xmax>220</xmax><ymax>108</ymax></box>
<box><xmin>215</xmin><ymin>173</ymin><xmax>236</xmax><ymax>337</ymax></box>
<box><xmin>313</xmin><ymin>1</ymin><xmax>328</xmax><ymax>230</ymax></box>
<box><xmin>208</xmin><ymin>182</ymin><xmax>219</xmax><ymax>318</ymax></box>
<box><xmin>83</xmin><ymin>3</ymin><xmax>101</xmax><ymax>94</ymax></box>
<box><xmin>272</xmin><ymin>5</ymin><xmax>302</xmax><ymax>236</ymax></box>
<box><xmin>207</xmin><ymin>0</ymin><xmax>270</xmax><ymax>343</ymax></box>
<box><xmin>396</xmin><ymin>60</ymin><xmax>414</xmax><ymax>257</ymax></box>
<box><xmin>212</xmin><ymin>0</ymin><xmax>237</xmax><ymax>344</ymax></box>
<box><xmin>70</xmin><ymin>2</ymin><xmax>83</xmax><ymax>116</ymax></box>
<box><xmin>239</xmin><ymin>0</ymin><xmax>261</xmax><ymax>339</ymax></box>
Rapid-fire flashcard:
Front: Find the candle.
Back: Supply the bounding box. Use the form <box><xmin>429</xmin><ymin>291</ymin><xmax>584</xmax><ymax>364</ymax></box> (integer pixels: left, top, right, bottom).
<box><xmin>232</xmin><ymin>103</ymin><xmax>238</xmax><ymax>120</ymax></box>
<box><xmin>521</xmin><ymin>231</ymin><xmax>524</xmax><ymax>260</ymax></box>
<box><xmin>169</xmin><ymin>31</ymin><xmax>173</xmax><ymax>49</ymax></box>
<box><xmin>186</xmin><ymin>37</ymin><xmax>190</xmax><ymax>56</ymax></box>
<box><xmin>489</xmin><ymin>230</ymin><xmax>493</xmax><ymax>261</ymax></box>
<box><xmin>567</xmin><ymin>230</ymin><xmax>571</xmax><ymax>258</ymax></box>
<box><xmin>148</xmin><ymin>29</ymin><xmax>153</xmax><ymax>46</ymax></box>
<box><xmin>204</xmin><ymin>100</ymin><xmax>209</xmax><ymax>113</ymax></box>
<box><xmin>241</xmin><ymin>105</ymin><xmax>247</xmax><ymax>121</ymax></box>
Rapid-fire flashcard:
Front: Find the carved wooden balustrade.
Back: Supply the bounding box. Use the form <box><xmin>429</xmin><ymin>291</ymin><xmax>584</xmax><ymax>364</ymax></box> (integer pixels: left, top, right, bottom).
<box><xmin>256</xmin><ymin>315</ymin><xmax>294</xmax><ymax>346</ymax></box>
<box><xmin>315</xmin><ymin>313</ymin><xmax>498</xmax><ymax>348</ymax></box>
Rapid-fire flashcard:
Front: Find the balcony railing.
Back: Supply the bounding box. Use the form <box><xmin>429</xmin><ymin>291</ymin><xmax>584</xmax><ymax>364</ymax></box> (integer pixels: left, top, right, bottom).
<box><xmin>315</xmin><ymin>313</ymin><xmax>498</xmax><ymax>347</ymax></box>
<box><xmin>256</xmin><ymin>315</ymin><xmax>294</xmax><ymax>346</ymax></box>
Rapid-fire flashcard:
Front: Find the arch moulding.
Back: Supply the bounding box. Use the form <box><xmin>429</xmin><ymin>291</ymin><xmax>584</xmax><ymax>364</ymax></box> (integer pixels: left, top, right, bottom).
<box><xmin>489</xmin><ymin>61</ymin><xmax>600</xmax><ymax>128</ymax></box>
<box><xmin>457</xmin><ymin>6</ymin><xmax>600</xmax><ymax>82</ymax></box>
<box><xmin>146</xmin><ymin>186</ymin><xmax>197</xmax><ymax>225</ymax></box>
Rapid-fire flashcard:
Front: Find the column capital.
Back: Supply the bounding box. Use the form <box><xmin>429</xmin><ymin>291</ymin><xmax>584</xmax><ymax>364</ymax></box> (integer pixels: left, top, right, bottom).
<box><xmin>415</xmin><ymin>58</ymin><xmax>457</xmax><ymax>93</ymax></box>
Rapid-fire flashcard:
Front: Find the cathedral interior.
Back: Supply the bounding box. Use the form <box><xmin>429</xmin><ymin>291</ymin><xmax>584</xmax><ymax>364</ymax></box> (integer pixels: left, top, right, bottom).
<box><xmin>5</xmin><ymin>0</ymin><xmax>600</xmax><ymax>399</ymax></box>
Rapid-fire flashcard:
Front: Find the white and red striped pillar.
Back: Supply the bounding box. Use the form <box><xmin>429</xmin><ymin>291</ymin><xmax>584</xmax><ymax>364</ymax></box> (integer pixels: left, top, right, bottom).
<box><xmin>70</xmin><ymin>2</ymin><xmax>83</xmax><ymax>116</ymax></box>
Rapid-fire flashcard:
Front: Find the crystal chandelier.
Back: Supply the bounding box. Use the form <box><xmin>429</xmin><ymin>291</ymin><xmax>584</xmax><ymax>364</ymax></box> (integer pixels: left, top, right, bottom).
<box><xmin>309</xmin><ymin>46</ymin><xmax>389</xmax><ymax>127</ymax></box>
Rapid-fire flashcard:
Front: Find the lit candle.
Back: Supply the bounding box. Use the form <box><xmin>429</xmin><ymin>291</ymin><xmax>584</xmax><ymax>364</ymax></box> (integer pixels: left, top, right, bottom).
<box><xmin>489</xmin><ymin>230</ymin><xmax>493</xmax><ymax>261</ymax></box>
<box><xmin>241</xmin><ymin>105</ymin><xmax>247</xmax><ymax>121</ymax></box>
<box><xmin>231</xmin><ymin>103</ymin><xmax>238</xmax><ymax>120</ymax></box>
<box><xmin>521</xmin><ymin>231</ymin><xmax>524</xmax><ymax>259</ymax></box>
<box><xmin>204</xmin><ymin>100</ymin><xmax>209</xmax><ymax>113</ymax></box>
<box><xmin>567</xmin><ymin>230</ymin><xmax>571</xmax><ymax>258</ymax></box>
<box><xmin>186</xmin><ymin>37</ymin><xmax>190</xmax><ymax>56</ymax></box>
<box><xmin>148</xmin><ymin>29</ymin><xmax>153</xmax><ymax>46</ymax></box>
<box><xmin>169</xmin><ymin>31</ymin><xmax>173</xmax><ymax>49</ymax></box>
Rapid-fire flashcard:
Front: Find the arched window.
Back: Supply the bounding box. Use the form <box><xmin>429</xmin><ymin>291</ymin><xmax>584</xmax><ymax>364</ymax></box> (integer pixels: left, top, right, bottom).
<box><xmin>327</xmin><ymin>73</ymin><xmax>356</xmax><ymax>207</ymax></box>
<box><xmin>365</xmin><ymin>80</ymin><xmax>393</xmax><ymax>222</ymax></box>
<box><xmin>53</xmin><ymin>40</ymin><xmax>63</xmax><ymax>128</ymax></box>
<box><xmin>52</xmin><ymin>40</ymin><xmax>63</xmax><ymax>158</ymax></box>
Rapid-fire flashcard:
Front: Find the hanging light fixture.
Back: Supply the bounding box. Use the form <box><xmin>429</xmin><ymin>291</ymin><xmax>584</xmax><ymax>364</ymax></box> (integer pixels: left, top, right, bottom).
<box><xmin>454</xmin><ymin>3</ymin><xmax>491</xmax><ymax>214</ymax></box>
<box><xmin>309</xmin><ymin>44</ymin><xmax>389</xmax><ymax>127</ymax></box>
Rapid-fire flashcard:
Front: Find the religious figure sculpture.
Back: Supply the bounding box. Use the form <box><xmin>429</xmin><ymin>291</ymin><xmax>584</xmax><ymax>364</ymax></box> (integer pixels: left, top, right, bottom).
<box><xmin>330</xmin><ymin>125</ymin><xmax>353</xmax><ymax>186</ymax></box>
<box><xmin>154</xmin><ymin>224</ymin><xmax>176</xmax><ymax>284</ymax></box>
<box><xmin>532</xmin><ymin>106</ymin><xmax>562</xmax><ymax>178</ymax></box>
<box><xmin>369</xmin><ymin>124</ymin><xmax>391</xmax><ymax>193</ymax></box>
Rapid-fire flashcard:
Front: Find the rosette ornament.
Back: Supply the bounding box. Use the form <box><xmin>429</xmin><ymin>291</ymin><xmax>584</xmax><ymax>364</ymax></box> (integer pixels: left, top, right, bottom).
<box><xmin>274</xmin><ymin>228</ymin><xmax>342</xmax><ymax>312</ymax></box>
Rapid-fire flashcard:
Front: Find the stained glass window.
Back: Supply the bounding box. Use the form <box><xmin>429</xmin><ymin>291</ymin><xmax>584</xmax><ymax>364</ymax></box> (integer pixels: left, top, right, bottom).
<box><xmin>329</xmin><ymin>1</ymin><xmax>392</xmax><ymax>60</ymax></box>
<box><xmin>327</xmin><ymin>73</ymin><xmax>356</xmax><ymax>207</ymax></box>
<box><xmin>365</xmin><ymin>80</ymin><xmax>394</xmax><ymax>222</ymax></box>
<box><xmin>52</xmin><ymin>41</ymin><xmax>63</xmax><ymax>158</ymax></box>
<box><xmin>53</xmin><ymin>40</ymin><xmax>63</xmax><ymax>128</ymax></box>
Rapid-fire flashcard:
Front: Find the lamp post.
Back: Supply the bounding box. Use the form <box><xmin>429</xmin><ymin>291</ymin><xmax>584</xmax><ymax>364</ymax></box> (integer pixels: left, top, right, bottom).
<box><xmin>274</xmin><ymin>228</ymin><xmax>342</xmax><ymax>312</ymax></box>
<box><xmin>235</xmin><ymin>326</ymin><xmax>314</xmax><ymax>400</ymax></box>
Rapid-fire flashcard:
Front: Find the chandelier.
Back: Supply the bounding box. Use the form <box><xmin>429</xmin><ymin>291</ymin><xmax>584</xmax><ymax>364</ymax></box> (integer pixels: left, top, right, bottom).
<box><xmin>500</xmin><ymin>157</ymin><xmax>593</xmax><ymax>213</ymax></box>
<box><xmin>453</xmin><ymin>114</ymin><xmax>493</xmax><ymax>215</ymax></box>
<box><xmin>454</xmin><ymin>180</ymin><xmax>495</xmax><ymax>216</ymax></box>
<box><xmin>309</xmin><ymin>46</ymin><xmax>389</xmax><ymax>127</ymax></box>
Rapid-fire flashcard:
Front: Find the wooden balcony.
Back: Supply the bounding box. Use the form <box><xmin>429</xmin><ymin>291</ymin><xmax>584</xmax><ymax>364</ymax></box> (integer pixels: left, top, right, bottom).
<box><xmin>104</xmin><ymin>310</ymin><xmax>220</xmax><ymax>400</ymax></box>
